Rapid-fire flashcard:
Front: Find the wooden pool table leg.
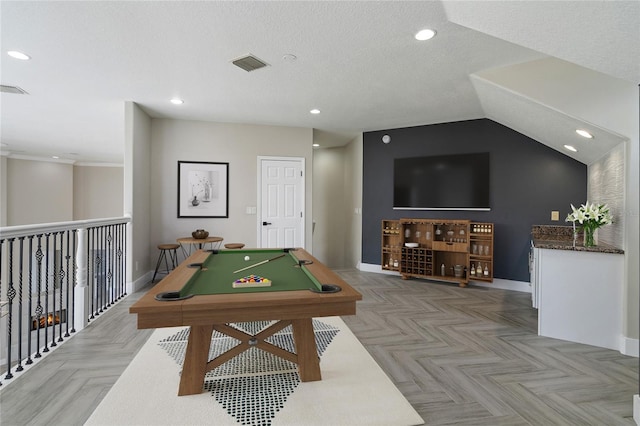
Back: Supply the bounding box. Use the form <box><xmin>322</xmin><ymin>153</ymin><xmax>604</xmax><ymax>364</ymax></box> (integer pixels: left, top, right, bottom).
<box><xmin>178</xmin><ymin>324</ymin><xmax>214</xmax><ymax>396</ymax></box>
<box><xmin>291</xmin><ymin>318</ymin><xmax>321</xmax><ymax>382</ymax></box>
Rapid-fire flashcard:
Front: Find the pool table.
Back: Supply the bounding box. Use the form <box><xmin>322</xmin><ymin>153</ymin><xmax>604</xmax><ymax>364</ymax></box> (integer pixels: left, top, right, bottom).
<box><xmin>129</xmin><ymin>248</ymin><xmax>362</xmax><ymax>396</ymax></box>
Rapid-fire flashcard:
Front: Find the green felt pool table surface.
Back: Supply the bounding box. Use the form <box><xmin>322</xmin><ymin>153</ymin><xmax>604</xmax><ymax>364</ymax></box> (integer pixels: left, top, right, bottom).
<box><xmin>180</xmin><ymin>248</ymin><xmax>323</xmax><ymax>296</ymax></box>
<box><xmin>129</xmin><ymin>247</ymin><xmax>362</xmax><ymax>396</ymax></box>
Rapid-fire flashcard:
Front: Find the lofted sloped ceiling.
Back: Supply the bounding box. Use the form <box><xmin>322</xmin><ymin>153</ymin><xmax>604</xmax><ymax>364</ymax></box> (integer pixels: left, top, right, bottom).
<box><xmin>444</xmin><ymin>1</ymin><xmax>639</xmax><ymax>165</ymax></box>
<box><xmin>471</xmin><ymin>58</ymin><xmax>633</xmax><ymax>165</ymax></box>
<box><xmin>0</xmin><ymin>1</ymin><xmax>638</xmax><ymax>164</ymax></box>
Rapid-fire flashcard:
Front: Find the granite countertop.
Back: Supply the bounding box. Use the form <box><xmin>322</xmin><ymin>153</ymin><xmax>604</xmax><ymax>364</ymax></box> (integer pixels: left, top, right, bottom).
<box><xmin>531</xmin><ymin>225</ymin><xmax>624</xmax><ymax>254</ymax></box>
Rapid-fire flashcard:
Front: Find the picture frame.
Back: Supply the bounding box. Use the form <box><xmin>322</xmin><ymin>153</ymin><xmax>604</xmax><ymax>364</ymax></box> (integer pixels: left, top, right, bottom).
<box><xmin>177</xmin><ymin>161</ymin><xmax>229</xmax><ymax>218</ymax></box>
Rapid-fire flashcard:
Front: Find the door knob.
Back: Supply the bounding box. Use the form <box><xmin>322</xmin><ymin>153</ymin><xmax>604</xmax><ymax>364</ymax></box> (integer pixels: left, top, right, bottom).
<box><xmin>262</xmin><ymin>221</ymin><xmax>272</xmax><ymax>226</ymax></box>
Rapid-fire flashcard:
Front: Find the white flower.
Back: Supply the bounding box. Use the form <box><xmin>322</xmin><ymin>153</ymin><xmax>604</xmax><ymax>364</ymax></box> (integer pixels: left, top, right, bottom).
<box><xmin>565</xmin><ymin>201</ymin><xmax>612</xmax><ymax>229</ymax></box>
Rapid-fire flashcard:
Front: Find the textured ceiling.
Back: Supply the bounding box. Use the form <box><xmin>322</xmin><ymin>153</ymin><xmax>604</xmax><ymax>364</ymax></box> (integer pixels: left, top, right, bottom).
<box><xmin>0</xmin><ymin>1</ymin><xmax>638</xmax><ymax>164</ymax></box>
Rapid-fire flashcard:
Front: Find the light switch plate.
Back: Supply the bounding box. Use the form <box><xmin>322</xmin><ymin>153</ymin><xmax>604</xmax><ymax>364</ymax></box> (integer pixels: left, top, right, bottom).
<box><xmin>551</xmin><ymin>211</ymin><xmax>560</xmax><ymax>221</ymax></box>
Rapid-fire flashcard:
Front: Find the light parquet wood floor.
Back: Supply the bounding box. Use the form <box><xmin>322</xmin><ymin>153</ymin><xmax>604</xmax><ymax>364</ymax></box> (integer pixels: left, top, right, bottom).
<box><xmin>340</xmin><ymin>270</ymin><xmax>638</xmax><ymax>425</ymax></box>
<box><xmin>0</xmin><ymin>270</ymin><xmax>637</xmax><ymax>425</ymax></box>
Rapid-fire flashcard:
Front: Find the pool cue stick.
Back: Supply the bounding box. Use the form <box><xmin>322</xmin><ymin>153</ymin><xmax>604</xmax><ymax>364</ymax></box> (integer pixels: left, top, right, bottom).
<box><xmin>233</xmin><ymin>253</ymin><xmax>286</xmax><ymax>274</ymax></box>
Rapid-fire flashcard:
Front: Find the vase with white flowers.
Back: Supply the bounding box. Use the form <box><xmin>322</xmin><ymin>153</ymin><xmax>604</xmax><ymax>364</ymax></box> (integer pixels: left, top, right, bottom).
<box><xmin>565</xmin><ymin>201</ymin><xmax>613</xmax><ymax>247</ymax></box>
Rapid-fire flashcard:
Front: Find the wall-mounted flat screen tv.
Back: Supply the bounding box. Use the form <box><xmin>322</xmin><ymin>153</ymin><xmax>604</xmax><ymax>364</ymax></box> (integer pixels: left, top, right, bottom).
<box><xmin>393</xmin><ymin>152</ymin><xmax>490</xmax><ymax>210</ymax></box>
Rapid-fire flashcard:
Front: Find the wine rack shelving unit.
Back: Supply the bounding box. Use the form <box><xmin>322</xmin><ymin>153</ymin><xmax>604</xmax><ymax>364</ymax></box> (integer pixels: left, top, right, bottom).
<box><xmin>381</xmin><ymin>219</ymin><xmax>494</xmax><ymax>287</ymax></box>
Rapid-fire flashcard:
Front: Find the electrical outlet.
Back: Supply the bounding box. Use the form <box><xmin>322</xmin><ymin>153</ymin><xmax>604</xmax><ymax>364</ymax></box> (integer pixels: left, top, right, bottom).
<box><xmin>551</xmin><ymin>211</ymin><xmax>560</xmax><ymax>221</ymax></box>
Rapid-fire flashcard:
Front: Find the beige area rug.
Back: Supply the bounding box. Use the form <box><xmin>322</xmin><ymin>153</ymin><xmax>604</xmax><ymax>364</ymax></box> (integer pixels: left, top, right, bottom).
<box><xmin>85</xmin><ymin>316</ymin><xmax>424</xmax><ymax>426</ymax></box>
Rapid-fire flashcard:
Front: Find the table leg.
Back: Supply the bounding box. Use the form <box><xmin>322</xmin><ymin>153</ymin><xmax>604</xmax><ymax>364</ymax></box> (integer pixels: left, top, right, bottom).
<box><xmin>178</xmin><ymin>324</ymin><xmax>214</xmax><ymax>396</ymax></box>
<box><xmin>178</xmin><ymin>243</ymin><xmax>189</xmax><ymax>260</ymax></box>
<box><xmin>291</xmin><ymin>318</ymin><xmax>321</xmax><ymax>382</ymax></box>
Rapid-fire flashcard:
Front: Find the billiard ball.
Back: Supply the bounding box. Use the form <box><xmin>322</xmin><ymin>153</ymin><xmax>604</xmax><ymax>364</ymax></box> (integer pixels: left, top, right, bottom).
<box><xmin>244</xmin><ymin>256</ymin><xmax>250</xmax><ymax>261</ymax></box>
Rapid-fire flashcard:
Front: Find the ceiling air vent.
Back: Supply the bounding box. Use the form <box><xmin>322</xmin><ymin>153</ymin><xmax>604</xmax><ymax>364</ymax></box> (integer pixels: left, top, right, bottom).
<box><xmin>0</xmin><ymin>85</ymin><xmax>28</xmax><ymax>95</ymax></box>
<box><xmin>231</xmin><ymin>54</ymin><xmax>269</xmax><ymax>72</ymax></box>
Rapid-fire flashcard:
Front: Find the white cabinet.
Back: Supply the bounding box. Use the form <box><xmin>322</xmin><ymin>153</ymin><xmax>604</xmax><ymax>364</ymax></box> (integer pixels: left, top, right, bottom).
<box><xmin>536</xmin><ymin>247</ymin><xmax>624</xmax><ymax>351</ymax></box>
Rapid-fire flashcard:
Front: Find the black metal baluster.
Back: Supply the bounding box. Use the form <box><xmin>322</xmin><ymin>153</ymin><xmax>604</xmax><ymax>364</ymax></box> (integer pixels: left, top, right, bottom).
<box><xmin>112</xmin><ymin>225</ymin><xmax>117</xmax><ymax>302</ymax></box>
<box><xmin>104</xmin><ymin>225</ymin><xmax>109</xmax><ymax>306</ymax></box>
<box><xmin>102</xmin><ymin>225</ymin><xmax>106</xmax><ymax>311</ymax></box>
<box><xmin>64</xmin><ymin>230</ymin><xmax>71</xmax><ymax>337</ymax></box>
<box><xmin>43</xmin><ymin>233</ymin><xmax>50</xmax><ymax>353</ymax></box>
<box><xmin>118</xmin><ymin>223</ymin><xmax>125</xmax><ymax>298</ymax></box>
<box><xmin>34</xmin><ymin>235</ymin><xmax>43</xmax><ymax>358</ymax></box>
<box><xmin>57</xmin><ymin>231</ymin><xmax>64</xmax><ymax>342</ymax></box>
<box><xmin>112</xmin><ymin>224</ymin><xmax>117</xmax><ymax>301</ymax></box>
<box><xmin>16</xmin><ymin>237</ymin><xmax>25</xmax><ymax>372</ymax></box>
<box><xmin>102</xmin><ymin>225</ymin><xmax>107</xmax><ymax>309</ymax></box>
<box><xmin>123</xmin><ymin>223</ymin><xmax>128</xmax><ymax>297</ymax></box>
<box><xmin>26</xmin><ymin>236</ymin><xmax>34</xmax><ymax>365</ymax></box>
<box><xmin>88</xmin><ymin>227</ymin><xmax>95</xmax><ymax>320</ymax></box>
<box><xmin>96</xmin><ymin>225</ymin><xmax>101</xmax><ymax>314</ymax></box>
<box><xmin>107</xmin><ymin>225</ymin><xmax>113</xmax><ymax>307</ymax></box>
<box><xmin>5</xmin><ymin>238</ymin><xmax>16</xmax><ymax>380</ymax></box>
<box><xmin>70</xmin><ymin>229</ymin><xmax>77</xmax><ymax>333</ymax></box>
<box><xmin>50</xmin><ymin>233</ymin><xmax>57</xmax><ymax>347</ymax></box>
<box><xmin>96</xmin><ymin>225</ymin><xmax>101</xmax><ymax>315</ymax></box>
<box><xmin>113</xmin><ymin>224</ymin><xmax>118</xmax><ymax>301</ymax></box>
<box><xmin>96</xmin><ymin>226</ymin><xmax>102</xmax><ymax>315</ymax></box>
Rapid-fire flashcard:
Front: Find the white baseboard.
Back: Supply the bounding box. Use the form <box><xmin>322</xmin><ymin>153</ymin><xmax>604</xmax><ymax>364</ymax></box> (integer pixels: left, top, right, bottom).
<box><xmin>634</xmin><ymin>395</ymin><xmax>640</xmax><ymax>425</ymax></box>
<box><xmin>358</xmin><ymin>263</ymin><xmax>531</xmax><ymax>293</ymax></box>
<box><xmin>359</xmin><ymin>262</ymin><xmax>402</xmax><ymax>276</ymax></box>
<box><xmin>621</xmin><ymin>336</ymin><xmax>640</xmax><ymax>357</ymax></box>
<box><xmin>469</xmin><ymin>278</ymin><xmax>531</xmax><ymax>293</ymax></box>
<box><xmin>127</xmin><ymin>270</ymin><xmax>153</xmax><ymax>294</ymax></box>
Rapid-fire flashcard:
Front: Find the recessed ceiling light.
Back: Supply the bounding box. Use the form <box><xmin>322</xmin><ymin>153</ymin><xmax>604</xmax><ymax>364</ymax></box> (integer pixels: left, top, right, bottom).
<box><xmin>564</xmin><ymin>145</ymin><xmax>578</xmax><ymax>152</ymax></box>
<box><xmin>415</xmin><ymin>29</ymin><xmax>436</xmax><ymax>41</ymax></box>
<box><xmin>170</xmin><ymin>98</ymin><xmax>184</xmax><ymax>105</ymax></box>
<box><xmin>52</xmin><ymin>155</ymin><xmax>60</xmax><ymax>159</ymax></box>
<box><xmin>576</xmin><ymin>129</ymin><xmax>593</xmax><ymax>139</ymax></box>
<box><xmin>7</xmin><ymin>50</ymin><xmax>31</xmax><ymax>60</ymax></box>
<box><xmin>283</xmin><ymin>54</ymin><xmax>297</xmax><ymax>62</ymax></box>
<box><xmin>312</xmin><ymin>143</ymin><xmax>320</xmax><ymax>148</ymax></box>
<box><xmin>310</xmin><ymin>109</ymin><xmax>320</xmax><ymax>114</ymax></box>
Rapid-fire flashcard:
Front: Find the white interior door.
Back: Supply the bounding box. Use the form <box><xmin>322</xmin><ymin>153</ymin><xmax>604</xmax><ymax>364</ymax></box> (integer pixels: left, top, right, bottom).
<box><xmin>258</xmin><ymin>157</ymin><xmax>305</xmax><ymax>248</ymax></box>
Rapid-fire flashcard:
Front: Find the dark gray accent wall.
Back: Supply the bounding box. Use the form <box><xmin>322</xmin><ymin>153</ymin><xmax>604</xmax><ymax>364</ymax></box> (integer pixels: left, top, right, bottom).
<box><xmin>363</xmin><ymin>118</ymin><xmax>587</xmax><ymax>282</ymax></box>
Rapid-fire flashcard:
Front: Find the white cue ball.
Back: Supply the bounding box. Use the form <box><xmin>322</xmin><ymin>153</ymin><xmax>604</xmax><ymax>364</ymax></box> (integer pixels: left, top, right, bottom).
<box><xmin>244</xmin><ymin>256</ymin><xmax>250</xmax><ymax>261</ymax></box>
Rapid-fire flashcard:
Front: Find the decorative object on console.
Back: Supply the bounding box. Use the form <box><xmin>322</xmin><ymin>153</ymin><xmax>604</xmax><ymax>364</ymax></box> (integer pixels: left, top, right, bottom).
<box><xmin>565</xmin><ymin>201</ymin><xmax>612</xmax><ymax>247</ymax></box>
<box><xmin>192</xmin><ymin>229</ymin><xmax>209</xmax><ymax>239</ymax></box>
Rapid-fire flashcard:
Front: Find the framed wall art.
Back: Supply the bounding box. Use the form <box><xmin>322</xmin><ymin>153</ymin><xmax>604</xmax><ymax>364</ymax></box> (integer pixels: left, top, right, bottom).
<box><xmin>177</xmin><ymin>161</ymin><xmax>229</xmax><ymax>218</ymax></box>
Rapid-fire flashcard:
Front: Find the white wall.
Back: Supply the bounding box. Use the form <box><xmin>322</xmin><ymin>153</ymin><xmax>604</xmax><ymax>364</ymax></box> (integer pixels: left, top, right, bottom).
<box><xmin>124</xmin><ymin>102</ymin><xmax>152</xmax><ymax>285</ymax></box>
<box><xmin>312</xmin><ymin>147</ymin><xmax>347</xmax><ymax>268</ymax></box>
<box><xmin>5</xmin><ymin>158</ymin><xmax>73</xmax><ymax>226</ymax></box>
<box><xmin>149</xmin><ymin>118</ymin><xmax>313</xmax><ymax>259</ymax></box>
<box><xmin>311</xmin><ymin>135</ymin><xmax>363</xmax><ymax>269</ymax></box>
<box><xmin>73</xmin><ymin>165</ymin><xmax>124</xmax><ymax>220</ymax></box>
<box><xmin>344</xmin><ymin>134</ymin><xmax>363</xmax><ymax>269</ymax></box>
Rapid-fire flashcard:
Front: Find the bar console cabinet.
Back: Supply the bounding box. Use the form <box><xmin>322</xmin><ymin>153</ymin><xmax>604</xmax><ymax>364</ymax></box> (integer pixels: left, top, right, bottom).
<box><xmin>381</xmin><ymin>219</ymin><xmax>494</xmax><ymax>287</ymax></box>
<box><xmin>381</xmin><ymin>219</ymin><xmax>402</xmax><ymax>272</ymax></box>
